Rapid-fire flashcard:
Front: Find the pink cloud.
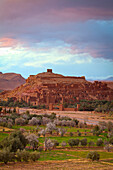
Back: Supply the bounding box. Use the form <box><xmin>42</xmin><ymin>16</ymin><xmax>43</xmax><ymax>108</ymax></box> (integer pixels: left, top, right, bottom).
<box><xmin>0</xmin><ymin>38</ymin><xmax>19</xmax><ymax>48</ymax></box>
<box><xmin>0</xmin><ymin>0</ymin><xmax>113</xmax><ymax>23</ymax></box>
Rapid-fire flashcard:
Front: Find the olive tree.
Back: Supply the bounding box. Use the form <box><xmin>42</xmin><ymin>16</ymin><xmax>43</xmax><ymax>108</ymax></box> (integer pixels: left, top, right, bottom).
<box><xmin>26</xmin><ymin>133</ymin><xmax>39</xmax><ymax>150</ymax></box>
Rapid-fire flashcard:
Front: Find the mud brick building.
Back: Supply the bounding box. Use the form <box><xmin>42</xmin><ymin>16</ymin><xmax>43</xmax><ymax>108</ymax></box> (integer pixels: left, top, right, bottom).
<box><xmin>0</xmin><ymin>69</ymin><xmax>113</xmax><ymax>108</ymax></box>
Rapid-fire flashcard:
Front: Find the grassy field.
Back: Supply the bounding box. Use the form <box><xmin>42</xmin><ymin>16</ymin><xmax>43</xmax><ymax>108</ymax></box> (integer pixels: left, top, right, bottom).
<box><xmin>0</xmin><ymin>124</ymin><xmax>113</xmax><ymax>169</ymax></box>
<box><xmin>39</xmin><ymin>150</ymin><xmax>113</xmax><ymax>161</ymax></box>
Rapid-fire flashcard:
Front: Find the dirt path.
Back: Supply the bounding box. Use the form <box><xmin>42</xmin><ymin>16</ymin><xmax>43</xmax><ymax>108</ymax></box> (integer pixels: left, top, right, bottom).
<box><xmin>1</xmin><ymin>159</ymin><xmax>113</xmax><ymax>170</ymax></box>
<box><xmin>19</xmin><ymin>108</ymin><xmax>113</xmax><ymax>125</ymax></box>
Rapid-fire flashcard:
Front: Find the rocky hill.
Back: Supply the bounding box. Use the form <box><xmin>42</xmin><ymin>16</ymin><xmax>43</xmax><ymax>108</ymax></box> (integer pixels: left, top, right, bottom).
<box><xmin>0</xmin><ymin>69</ymin><xmax>113</xmax><ymax>105</ymax></box>
<box><xmin>0</xmin><ymin>72</ymin><xmax>26</xmax><ymax>91</ymax></box>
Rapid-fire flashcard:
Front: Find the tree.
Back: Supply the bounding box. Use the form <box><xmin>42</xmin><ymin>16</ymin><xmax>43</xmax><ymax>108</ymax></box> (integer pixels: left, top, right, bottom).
<box><xmin>0</xmin><ymin>149</ymin><xmax>15</xmax><ymax>164</ymax></box>
<box><xmin>104</xmin><ymin>144</ymin><xmax>112</xmax><ymax>152</ymax></box>
<box><xmin>0</xmin><ymin>107</ymin><xmax>2</xmax><ymax>113</ymax></box>
<box><xmin>26</xmin><ymin>134</ymin><xmax>39</xmax><ymax>150</ymax></box>
<box><xmin>88</xmin><ymin>141</ymin><xmax>95</xmax><ymax>147</ymax></box>
<box><xmin>15</xmin><ymin>117</ymin><xmax>26</xmax><ymax>125</ymax></box>
<box><xmin>30</xmin><ymin>151</ymin><xmax>40</xmax><ymax>161</ymax></box>
<box><xmin>51</xmin><ymin>139</ymin><xmax>59</xmax><ymax>148</ymax></box>
<box><xmin>80</xmin><ymin>138</ymin><xmax>87</xmax><ymax>146</ymax></box>
<box><xmin>44</xmin><ymin>138</ymin><xmax>54</xmax><ymax>151</ymax></box>
<box><xmin>28</xmin><ymin>117</ymin><xmax>40</xmax><ymax>125</ymax></box>
<box><xmin>21</xmin><ymin>149</ymin><xmax>30</xmax><ymax>162</ymax></box>
<box><xmin>58</xmin><ymin>128</ymin><xmax>67</xmax><ymax>137</ymax></box>
<box><xmin>38</xmin><ymin>129</ymin><xmax>46</xmax><ymax>137</ymax></box>
<box><xmin>68</xmin><ymin>139</ymin><xmax>79</xmax><ymax>147</ymax></box>
<box><xmin>107</xmin><ymin>121</ymin><xmax>113</xmax><ymax>132</ymax></box>
<box><xmin>87</xmin><ymin>151</ymin><xmax>100</xmax><ymax>161</ymax></box>
<box><xmin>1</xmin><ymin>131</ymin><xmax>28</xmax><ymax>152</ymax></box>
<box><xmin>46</xmin><ymin>122</ymin><xmax>57</xmax><ymax>135</ymax></box>
<box><xmin>61</xmin><ymin>141</ymin><xmax>67</xmax><ymax>148</ymax></box>
<box><xmin>96</xmin><ymin>138</ymin><xmax>103</xmax><ymax>146</ymax></box>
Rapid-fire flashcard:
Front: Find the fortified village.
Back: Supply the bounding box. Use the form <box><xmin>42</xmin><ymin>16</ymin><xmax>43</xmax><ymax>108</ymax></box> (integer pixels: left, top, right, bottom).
<box><xmin>0</xmin><ymin>69</ymin><xmax>113</xmax><ymax>111</ymax></box>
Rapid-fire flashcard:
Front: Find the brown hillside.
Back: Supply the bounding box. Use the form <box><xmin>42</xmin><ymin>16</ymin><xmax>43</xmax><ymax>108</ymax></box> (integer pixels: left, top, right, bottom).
<box><xmin>0</xmin><ymin>72</ymin><xmax>26</xmax><ymax>91</ymax></box>
<box><xmin>102</xmin><ymin>81</ymin><xmax>113</xmax><ymax>90</ymax></box>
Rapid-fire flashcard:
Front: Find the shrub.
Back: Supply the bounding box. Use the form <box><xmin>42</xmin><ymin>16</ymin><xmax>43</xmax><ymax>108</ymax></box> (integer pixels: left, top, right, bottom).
<box><xmin>0</xmin><ymin>149</ymin><xmax>15</xmax><ymax>164</ymax></box>
<box><xmin>109</xmin><ymin>137</ymin><xmax>113</xmax><ymax>144</ymax></box>
<box><xmin>107</xmin><ymin>121</ymin><xmax>113</xmax><ymax>132</ymax></box>
<box><xmin>104</xmin><ymin>140</ymin><xmax>109</xmax><ymax>145</ymax></box>
<box><xmin>87</xmin><ymin>151</ymin><xmax>100</xmax><ymax>161</ymax></box>
<box><xmin>30</xmin><ymin>151</ymin><xmax>40</xmax><ymax>161</ymax></box>
<box><xmin>38</xmin><ymin>146</ymin><xmax>43</xmax><ymax>152</ymax></box>
<box><xmin>88</xmin><ymin>141</ymin><xmax>95</xmax><ymax>147</ymax></box>
<box><xmin>51</xmin><ymin>139</ymin><xmax>59</xmax><ymax>148</ymax></box>
<box><xmin>58</xmin><ymin>128</ymin><xmax>67</xmax><ymax>137</ymax></box>
<box><xmin>46</xmin><ymin>122</ymin><xmax>57</xmax><ymax>135</ymax></box>
<box><xmin>1</xmin><ymin>131</ymin><xmax>28</xmax><ymax>152</ymax></box>
<box><xmin>28</xmin><ymin>117</ymin><xmax>40</xmax><ymax>125</ymax></box>
<box><xmin>38</xmin><ymin>129</ymin><xmax>46</xmax><ymax>137</ymax></box>
<box><xmin>94</xmin><ymin>125</ymin><xmax>100</xmax><ymax>131</ymax></box>
<box><xmin>44</xmin><ymin>138</ymin><xmax>54</xmax><ymax>151</ymax></box>
<box><xmin>70</xmin><ymin>132</ymin><xmax>73</xmax><ymax>137</ymax></box>
<box><xmin>107</xmin><ymin>131</ymin><xmax>113</xmax><ymax>138</ymax></box>
<box><xmin>80</xmin><ymin>138</ymin><xmax>87</xmax><ymax>146</ymax></box>
<box><xmin>26</xmin><ymin>134</ymin><xmax>39</xmax><ymax>150</ymax></box>
<box><xmin>68</xmin><ymin>139</ymin><xmax>79</xmax><ymax>147</ymax></box>
<box><xmin>104</xmin><ymin>144</ymin><xmax>112</xmax><ymax>152</ymax></box>
<box><xmin>61</xmin><ymin>141</ymin><xmax>67</xmax><ymax>148</ymax></box>
<box><xmin>78</xmin><ymin>132</ymin><xmax>81</xmax><ymax>136</ymax></box>
<box><xmin>15</xmin><ymin>117</ymin><xmax>26</xmax><ymax>125</ymax></box>
<box><xmin>78</xmin><ymin>122</ymin><xmax>84</xmax><ymax>128</ymax></box>
<box><xmin>96</xmin><ymin>138</ymin><xmax>103</xmax><ymax>146</ymax></box>
<box><xmin>16</xmin><ymin>149</ymin><xmax>22</xmax><ymax>162</ymax></box>
<box><xmin>21</xmin><ymin>149</ymin><xmax>30</xmax><ymax>162</ymax></box>
<box><xmin>74</xmin><ymin>139</ymin><xmax>80</xmax><ymax>146</ymax></box>
<box><xmin>42</xmin><ymin>117</ymin><xmax>51</xmax><ymax>125</ymax></box>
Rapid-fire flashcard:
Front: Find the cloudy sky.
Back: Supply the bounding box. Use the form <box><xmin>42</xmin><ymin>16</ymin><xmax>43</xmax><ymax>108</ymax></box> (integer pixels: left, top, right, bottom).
<box><xmin>0</xmin><ymin>0</ymin><xmax>113</xmax><ymax>79</ymax></box>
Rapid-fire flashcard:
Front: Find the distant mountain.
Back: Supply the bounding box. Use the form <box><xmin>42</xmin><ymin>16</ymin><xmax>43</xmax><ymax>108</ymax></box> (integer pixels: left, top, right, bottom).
<box><xmin>0</xmin><ymin>72</ymin><xmax>26</xmax><ymax>91</ymax></box>
<box><xmin>87</xmin><ymin>76</ymin><xmax>113</xmax><ymax>82</ymax></box>
<box><xmin>104</xmin><ymin>77</ymin><xmax>113</xmax><ymax>81</ymax></box>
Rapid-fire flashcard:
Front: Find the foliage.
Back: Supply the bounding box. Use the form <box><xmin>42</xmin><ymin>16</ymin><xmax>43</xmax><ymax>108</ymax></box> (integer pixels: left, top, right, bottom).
<box><xmin>104</xmin><ymin>144</ymin><xmax>113</xmax><ymax>152</ymax></box>
<box><xmin>46</xmin><ymin>122</ymin><xmax>57</xmax><ymax>135</ymax></box>
<box><xmin>44</xmin><ymin>138</ymin><xmax>54</xmax><ymax>151</ymax></box>
<box><xmin>70</xmin><ymin>132</ymin><xmax>73</xmax><ymax>137</ymax></box>
<box><xmin>87</xmin><ymin>151</ymin><xmax>100</xmax><ymax>161</ymax></box>
<box><xmin>16</xmin><ymin>149</ymin><xmax>23</xmax><ymax>162</ymax></box>
<box><xmin>80</xmin><ymin>138</ymin><xmax>87</xmax><ymax>146</ymax></box>
<box><xmin>30</xmin><ymin>151</ymin><xmax>40</xmax><ymax>161</ymax></box>
<box><xmin>21</xmin><ymin>149</ymin><xmax>30</xmax><ymax>162</ymax></box>
<box><xmin>0</xmin><ymin>149</ymin><xmax>15</xmax><ymax>164</ymax></box>
<box><xmin>88</xmin><ymin>141</ymin><xmax>95</xmax><ymax>147</ymax></box>
<box><xmin>58</xmin><ymin>128</ymin><xmax>67</xmax><ymax>137</ymax></box>
<box><xmin>38</xmin><ymin>129</ymin><xmax>46</xmax><ymax>137</ymax></box>
<box><xmin>109</xmin><ymin>137</ymin><xmax>113</xmax><ymax>144</ymax></box>
<box><xmin>107</xmin><ymin>121</ymin><xmax>113</xmax><ymax>132</ymax></box>
<box><xmin>51</xmin><ymin>139</ymin><xmax>59</xmax><ymax>148</ymax></box>
<box><xmin>96</xmin><ymin>138</ymin><xmax>103</xmax><ymax>146</ymax></box>
<box><xmin>68</xmin><ymin>138</ymin><xmax>79</xmax><ymax>147</ymax></box>
<box><xmin>61</xmin><ymin>141</ymin><xmax>67</xmax><ymax>148</ymax></box>
<box><xmin>1</xmin><ymin>131</ymin><xmax>28</xmax><ymax>152</ymax></box>
<box><xmin>26</xmin><ymin>133</ymin><xmax>39</xmax><ymax>150</ymax></box>
<box><xmin>28</xmin><ymin>117</ymin><xmax>40</xmax><ymax>126</ymax></box>
<box><xmin>15</xmin><ymin>117</ymin><xmax>26</xmax><ymax>125</ymax></box>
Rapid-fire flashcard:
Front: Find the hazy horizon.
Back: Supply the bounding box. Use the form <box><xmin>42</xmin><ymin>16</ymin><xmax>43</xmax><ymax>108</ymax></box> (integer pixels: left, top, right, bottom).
<box><xmin>0</xmin><ymin>0</ymin><xmax>113</xmax><ymax>80</ymax></box>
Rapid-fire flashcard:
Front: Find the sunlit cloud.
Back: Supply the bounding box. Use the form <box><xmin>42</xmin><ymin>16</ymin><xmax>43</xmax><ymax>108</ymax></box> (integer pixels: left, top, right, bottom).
<box><xmin>0</xmin><ymin>0</ymin><xmax>113</xmax><ymax>79</ymax></box>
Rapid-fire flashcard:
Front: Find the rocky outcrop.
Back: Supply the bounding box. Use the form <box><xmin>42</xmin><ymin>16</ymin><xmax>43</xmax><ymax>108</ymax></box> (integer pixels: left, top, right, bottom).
<box><xmin>0</xmin><ymin>69</ymin><xmax>113</xmax><ymax>105</ymax></box>
<box><xmin>0</xmin><ymin>72</ymin><xmax>26</xmax><ymax>91</ymax></box>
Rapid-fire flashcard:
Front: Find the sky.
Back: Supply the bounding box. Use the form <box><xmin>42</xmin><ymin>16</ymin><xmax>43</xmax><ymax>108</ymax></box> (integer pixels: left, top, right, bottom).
<box><xmin>0</xmin><ymin>0</ymin><xmax>113</xmax><ymax>80</ymax></box>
